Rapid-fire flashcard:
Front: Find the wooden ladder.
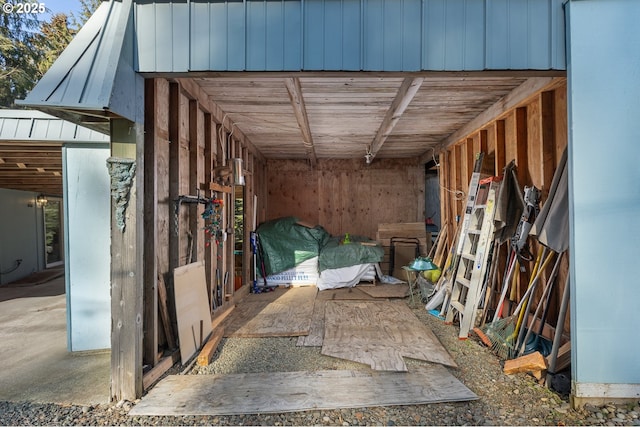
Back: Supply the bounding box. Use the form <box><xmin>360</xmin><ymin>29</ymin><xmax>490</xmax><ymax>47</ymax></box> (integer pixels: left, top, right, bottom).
<box><xmin>446</xmin><ymin>176</ymin><xmax>501</xmax><ymax>339</ymax></box>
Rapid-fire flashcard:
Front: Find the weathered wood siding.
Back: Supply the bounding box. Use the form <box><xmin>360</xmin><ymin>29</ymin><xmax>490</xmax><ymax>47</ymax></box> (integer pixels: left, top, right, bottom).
<box><xmin>266</xmin><ymin>158</ymin><xmax>425</xmax><ymax>239</ymax></box>
<box><xmin>142</xmin><ymin>78</ymin><xmax>267</xmax><ymax>373</ymax></box>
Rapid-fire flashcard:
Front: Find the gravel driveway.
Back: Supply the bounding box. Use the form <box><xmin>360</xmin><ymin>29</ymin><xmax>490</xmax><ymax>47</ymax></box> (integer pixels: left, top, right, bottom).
<box><xmin>1</xmin><ymin>298</ymin><xmax>638</xmax><ymax>426</ymax></box>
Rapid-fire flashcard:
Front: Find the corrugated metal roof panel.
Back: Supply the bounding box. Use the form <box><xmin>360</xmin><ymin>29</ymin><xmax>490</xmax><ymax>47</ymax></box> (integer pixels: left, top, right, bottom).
<box><xmin>0</xmin><ymin>110</ymin><xmax>109</xmax><ymax>142</ymax></box>
<box><xmin>19</xmin><ymin>0</ymin><xmax>141</xmax><ymax>126</ymax></box>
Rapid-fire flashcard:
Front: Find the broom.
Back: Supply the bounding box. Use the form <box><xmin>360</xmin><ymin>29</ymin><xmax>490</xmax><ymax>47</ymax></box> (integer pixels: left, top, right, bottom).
<box><xmin>477</xmin><ymin>248</ymin><xmax>554</xmax><ymax>359</ymax></box>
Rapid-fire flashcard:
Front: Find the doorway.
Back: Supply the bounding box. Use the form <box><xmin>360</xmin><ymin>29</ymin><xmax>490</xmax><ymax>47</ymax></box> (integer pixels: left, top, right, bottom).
<box><xmin>43</xmin><ymin>197</ymin><xmax>64</xmax><ymax>268</ymax></box>
<box><xmin>234</xmin><ymin>186</ymin><xmax>244</xmax><ymax>290</ymax></box>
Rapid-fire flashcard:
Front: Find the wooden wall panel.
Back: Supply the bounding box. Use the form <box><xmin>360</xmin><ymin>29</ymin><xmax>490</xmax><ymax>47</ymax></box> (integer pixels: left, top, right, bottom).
<box><xmin>527</xmin><ymin>95</ymin><xmax>543</xmax><ymax>190</ymax></box>
<box><xmin>157</xmin><ymin>80</ymin><xmax>171</xmax><ymax>278</ymax></box>
<box><xmin>441</xmin><ymin>81</ymin><xmax>569</xmax><ymax>337</ymax></box>
<box><xmin>267</xmin><ymin>159</ymin><xmax>425</xmax><ymax>240</ymax></box>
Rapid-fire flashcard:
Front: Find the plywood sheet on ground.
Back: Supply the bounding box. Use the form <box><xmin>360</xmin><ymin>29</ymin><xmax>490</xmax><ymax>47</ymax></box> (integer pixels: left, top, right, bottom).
<box><xmin>359</xmin><ymin>283</ymin><xmax>409</xmax><ymax>299</ymax></box>
<box><xmin>298</xmin><ymin>286</ymin><xmax>375</xmax><ymax>347</ymax></box>
<box><xmin>222</xmin><ymin>286</ymin><xmax>317</xmax><ymax>337</ymax></box>
<box><xmin>129</xmin><ymin>364</ymin><xmax>477</xmax><ymax>416</ymax></box>
<box><xmin>322</xmin><ymin>300</ymin><xmax>457</xmax><ymax>371</ymax></box>
<box><xmin>316</xmin><ymin>286</ymin><xmax>375</xmax><ymax>301</ymax></box>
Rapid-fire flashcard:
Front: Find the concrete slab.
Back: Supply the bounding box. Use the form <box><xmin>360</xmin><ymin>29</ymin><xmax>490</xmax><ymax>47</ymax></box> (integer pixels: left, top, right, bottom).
<box><xmin>0</xmin><ymin>274</ymin><xmax>110</xmax><ymax>406</ymax></box>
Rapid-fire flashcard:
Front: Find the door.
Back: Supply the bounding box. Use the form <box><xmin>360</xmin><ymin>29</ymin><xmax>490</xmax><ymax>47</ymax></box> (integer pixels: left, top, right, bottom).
<box><xmin>43</xmin><ymin>197</ymin><xmax>63</xmax><ymax>268</ymax></box>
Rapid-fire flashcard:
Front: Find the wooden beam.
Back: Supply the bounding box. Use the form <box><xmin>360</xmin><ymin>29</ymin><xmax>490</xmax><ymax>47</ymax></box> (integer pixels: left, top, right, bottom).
<box><xmin>169</xmin><ymin>83</ymin><xmax>181</xmax><ymax>273</ymax></box>
<box><xmin>196</xmin><ymin>327</ymin><xmax>224</xmax><ymax>367</ymax></box>
<box><xmin>369</xmin><ymin>77</ymin><xmax>424</xmax><ymax>162</ymax></box>
<box><xmin>436</xmin><ymin>77</ymin><xmax>565</xmax><ymax>152</ymax></box>
<box><xmin>189</xmin><ymin>100</ymin><xmax>200</xmax><ymax>263</ymax></box>
<box><xmin>143</xmin><ymin>78</ymin><xmax>159</xmax><ymax>367</ymax></box>
<box><xmin>176</xmin><ymin>78</ymin><xmax>266</xmax><ymax>164</ymax></box>
<box><xmin>109</xmin><ymin>118</ymin><xmax>144</xmax><ymax>402</ymax></box>
<box><xmin>142</xmin><ymin>350</ymin><xmax>179</xmax><ymax>390</ymax></box>
<box><xmin>201</xmin><ymin>182</ymin><xmax>232</xmax><ymax>194</ymax></box>
<box><xmin>284</xmin><ymin>77</ymin><xmax>317</xmax><ymax>167</ymax></box>
<box><xmin>157</xmin><ymin>273</ymin><xmax>176</xmax><ymax>350</ymax></box>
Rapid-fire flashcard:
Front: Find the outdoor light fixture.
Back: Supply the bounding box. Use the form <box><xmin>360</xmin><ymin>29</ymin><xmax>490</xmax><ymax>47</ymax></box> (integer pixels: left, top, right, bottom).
<box><xmin>364</xmin><ymin>146</ymin><xmax>373</xmax><ymax>164</ymax></box>
<box><xmin>36</xmin><ymin>195</ymin><xmax>48</xmax><ymax>207</ymax></box>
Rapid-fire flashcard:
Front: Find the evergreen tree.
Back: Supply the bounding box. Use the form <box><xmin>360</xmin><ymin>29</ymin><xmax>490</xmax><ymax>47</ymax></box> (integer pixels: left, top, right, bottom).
<box><xmin>32</xmin><ymin>13</ymin><xmax>77</xmax><ymax>75</ymax></box>
<box><xmin>71</xmin><ymin>0</ymin><xmax>101</xmax><ymax>30</ymax></box>
<box><xmin>0</xmin><ymin>0</ymin><xmax>43</xmax><ymax>107</ymax></box>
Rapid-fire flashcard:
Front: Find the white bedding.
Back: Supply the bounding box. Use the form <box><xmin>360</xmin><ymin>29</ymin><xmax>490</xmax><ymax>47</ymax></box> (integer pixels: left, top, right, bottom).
<box><xmin>316</xmin><ymin>263</ymin><xmax>377</xmax><ymax>291</ymax></box>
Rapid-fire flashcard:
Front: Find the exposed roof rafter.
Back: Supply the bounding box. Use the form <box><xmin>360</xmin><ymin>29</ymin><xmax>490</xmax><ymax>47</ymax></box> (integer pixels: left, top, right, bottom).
<box><xmin>284</xmin><ymin>77</ymin><xmax>317</xmax><ymax>168</ymax></box>
<box><xmin>368</xmin><ymin>77</ymin><xmax>424</xmax><ymax>163</ymax></box>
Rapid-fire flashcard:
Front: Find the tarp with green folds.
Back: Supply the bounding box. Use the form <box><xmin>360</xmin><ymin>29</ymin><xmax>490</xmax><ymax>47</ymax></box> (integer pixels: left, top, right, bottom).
<box><xmin>257</xmin><ymin>217</ymin><xmax>384</xmax><ymax>275</ymax></box>
<box><xmin>318</xmin><ymin>235</ymin><xmax>384</xmax><ymax>272</ymax></box>
<box><xmin>257</xmin><ymin>217</ymin><xmax>330</xmax><ymax>276</ymax></box>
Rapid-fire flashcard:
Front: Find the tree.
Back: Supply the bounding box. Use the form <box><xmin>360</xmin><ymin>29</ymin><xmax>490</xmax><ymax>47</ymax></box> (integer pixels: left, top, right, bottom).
<box><xmin>0</xmin><ymin>0</ymin><xmax>43</xmax><ymax>107</ymax></box>
<box><xmin>32</xmin><ymin>13</ymin><xmax>76</xmax><ymax>75</ymax></box>
<box><xmin>71</xmin><ymin>0</ymin><xmax>101</xmax><ymax>30</ymax></box>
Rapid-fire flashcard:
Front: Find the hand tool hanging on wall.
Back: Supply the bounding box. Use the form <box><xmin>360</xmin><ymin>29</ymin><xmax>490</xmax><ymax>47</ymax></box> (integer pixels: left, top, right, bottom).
<box><xmin>174</xmin><ymin>190</ymin><xmax>224</xmax><ymax>247</ymax></box>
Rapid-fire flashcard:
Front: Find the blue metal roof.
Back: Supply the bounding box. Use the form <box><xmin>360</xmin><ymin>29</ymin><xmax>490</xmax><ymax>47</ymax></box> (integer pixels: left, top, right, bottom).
<box><xmin>18</xmin><ymin>0</ymin><xmax>142</xmax><ymax>126</ymax></box>
<box><xmin>0</xmin><ymin>110</ymin><xmax>109</xmax><ymax>143</ymax></box>
<box><xmin>18</xmin><ymin>0</ymin><xmax>565</xmax><ymax>121</ymax></box>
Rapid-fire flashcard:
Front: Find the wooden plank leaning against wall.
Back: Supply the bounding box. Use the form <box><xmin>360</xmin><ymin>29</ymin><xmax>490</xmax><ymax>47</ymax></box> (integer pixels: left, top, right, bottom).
<box><xmin>141</xmin><ymin>78</ymin><xmax>267</xmax><ymax>389</ymax></box>
<box><xmin>438</xmin><ymin>79</ymin><xmax>569</xmax><ymax>339</ymax></box>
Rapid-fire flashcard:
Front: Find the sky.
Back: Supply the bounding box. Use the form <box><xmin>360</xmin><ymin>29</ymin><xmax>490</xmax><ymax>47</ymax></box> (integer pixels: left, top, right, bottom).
<box><xmin>42</xmin><ymin>0</ymin><xmax>82</xmax><ymax>21</ymax></box>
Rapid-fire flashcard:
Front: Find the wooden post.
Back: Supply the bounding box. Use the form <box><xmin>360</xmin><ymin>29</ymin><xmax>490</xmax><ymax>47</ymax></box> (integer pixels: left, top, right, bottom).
<box><xmin>143</xmin><ymin>79</ymin><xmax>159</xmax><ymax>367</ymax></box>
<box><xmin>109</xmin><ymin>118</ymin><xmax>144</xmax><ymax>401</ymax></box>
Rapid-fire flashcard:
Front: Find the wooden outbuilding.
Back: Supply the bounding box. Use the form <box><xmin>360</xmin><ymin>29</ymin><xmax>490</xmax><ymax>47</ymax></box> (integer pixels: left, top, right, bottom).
<box><xmin>13</xmin><ymin>0</ymin><xmax>640</xmax><ymax>407</ymax></box>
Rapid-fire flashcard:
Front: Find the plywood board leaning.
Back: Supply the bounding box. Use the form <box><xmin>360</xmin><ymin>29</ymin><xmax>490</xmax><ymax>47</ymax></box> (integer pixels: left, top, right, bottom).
<box><xmin>322</xmin><ymin>300</ymin><xmax>457</xmax><ymax>371</ymax></box>
<box><xmin>129</xmin><ymin>364</ymin><xmax>477</xmax><ymax>416</ymax></box>
<box><xmin>221</xmin><ymin>286</ymin><xmax>317</xmax><ymax>337</ymax></box>
<box><xmin>174</xmin><ymin>261</ymin><xmax>213</xmax><ymax>364</ymax></box>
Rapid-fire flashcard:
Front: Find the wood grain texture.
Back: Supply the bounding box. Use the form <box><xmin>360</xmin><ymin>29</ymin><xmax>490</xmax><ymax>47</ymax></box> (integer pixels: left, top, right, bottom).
<box><xmin>359</xmin><ymin>284</ymin><xmax>409</xmax><ymax>299</ymax></box>
<box><xmin>297</xmin><ymin>287</ymin><xmax>375</xmax><ymax>347</ymax></box>
<box><xmin>174</xmin><ymin>262</ymin><xmax>213</xmax><ymax>364</ymax></box>
<box><xmin>221</xmin><ymin>286</ymin><xmax>317</xmax><ymax>337</ymax></box>
<box><xmin>322</xmin><ymin>300</ymin><xmax>457</xmax><ymax>371</ymax></box>
<box><xmin>129</xmin><ymin>364</ymin><xmax>477</xmax><ymax>416</ymax></box>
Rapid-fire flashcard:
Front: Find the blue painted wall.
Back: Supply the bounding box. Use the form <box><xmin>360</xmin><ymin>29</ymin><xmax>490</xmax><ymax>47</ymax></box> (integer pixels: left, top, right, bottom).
<box><xmin>567</xmin><ymin>0</ymin><xmax>640</xmax><ymax>396</ymax></box>
<box><xmin>135</xmin><ymin>0</ymin><xmax>566</xmax><ymax>72</ymax></box>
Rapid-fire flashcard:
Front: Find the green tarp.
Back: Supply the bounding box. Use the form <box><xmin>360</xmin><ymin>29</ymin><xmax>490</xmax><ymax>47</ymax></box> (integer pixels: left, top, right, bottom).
<box><xmin>318</xmin><ymin>235</ymin><xmax>384</xmax><ymax>272</ymax></box>
<box><xmin>257</xmin><ymin>217</ymin><xmax>330</xmax><ymax>276</ymax></box>
<box><xmin>257</xmin><ymin>217</ymin><xmax>384</xmax><ymax>275</ymax></box>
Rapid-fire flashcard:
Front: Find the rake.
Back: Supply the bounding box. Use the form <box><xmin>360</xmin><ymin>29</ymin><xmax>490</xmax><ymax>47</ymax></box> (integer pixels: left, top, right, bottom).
<box><xmin>477</xmin><ymin>249</ymin><xmax>554</xmax><ymax>359</ymax></box>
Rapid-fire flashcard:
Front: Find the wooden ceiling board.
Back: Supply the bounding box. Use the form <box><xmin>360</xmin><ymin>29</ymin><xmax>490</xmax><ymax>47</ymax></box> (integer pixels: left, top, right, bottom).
<box><xmin>194</xmin><ymin>75</ymin><xmax>537</xmax><ymax>163</ymax></box>
<box><xmin>0</xmin><ymin>144</ymin><xmax>63</xmax><ymax>196</ymax></box>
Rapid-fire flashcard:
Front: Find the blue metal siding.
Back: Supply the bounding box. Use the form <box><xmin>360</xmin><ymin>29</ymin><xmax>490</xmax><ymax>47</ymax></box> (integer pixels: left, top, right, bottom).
<box><xmin>486</xmin><ymin>0</ymin><xmax>563</xmax><ymax>70</ymax></box>
<box><xmin>303</xmin><ymin>0</ymin><xmax>361</xmax><ymax>70</ymax></box>
<box><xmin>134</xmin><ymin>0</ymin><xmax>566</xmax><ymax>72</ymax></box>
<box><xmin>567</xmin><ymin>0</ymin><xmax>640</xmax><ymax>390</ymax></box>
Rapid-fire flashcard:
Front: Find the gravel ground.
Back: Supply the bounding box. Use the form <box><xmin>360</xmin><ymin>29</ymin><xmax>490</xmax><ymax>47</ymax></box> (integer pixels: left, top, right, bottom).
<box><xmin>1</xmin><ymin>297</ymin><xmax>639</xmax><ymax>426</ymax></box>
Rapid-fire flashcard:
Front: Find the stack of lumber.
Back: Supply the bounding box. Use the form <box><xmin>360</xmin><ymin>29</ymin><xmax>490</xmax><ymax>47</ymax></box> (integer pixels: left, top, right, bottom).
<box><xmin>376</xmin><ymin>222</ymin><xmax>430</xmax><ymax>278</ymax></box>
